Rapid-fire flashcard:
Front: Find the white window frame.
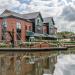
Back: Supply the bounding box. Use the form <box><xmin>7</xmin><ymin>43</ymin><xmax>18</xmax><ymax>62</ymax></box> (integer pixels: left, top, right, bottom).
<box><xmin>16</xmin><ymin>22</ymin><xmax>21</xmax><ymax>29</ymax></box>
<box><xmin>2</xmin><ymin>19</ymin><xmax>7</xmax><ymax>27</ymax></box>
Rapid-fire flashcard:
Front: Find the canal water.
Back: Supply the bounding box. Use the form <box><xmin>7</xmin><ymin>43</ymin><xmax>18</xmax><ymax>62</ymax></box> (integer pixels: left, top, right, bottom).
<box><xmin>53</xmin><ymin>54</ymin><xmax>75</xmax><ymax>75</ymax></box>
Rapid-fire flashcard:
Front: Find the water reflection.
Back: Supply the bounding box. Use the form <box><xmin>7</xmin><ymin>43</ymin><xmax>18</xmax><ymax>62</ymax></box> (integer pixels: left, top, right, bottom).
<box><xmin>54</xmin><ymin>54</ymin><xmax>75</xmax><ymax>75</ymax></box>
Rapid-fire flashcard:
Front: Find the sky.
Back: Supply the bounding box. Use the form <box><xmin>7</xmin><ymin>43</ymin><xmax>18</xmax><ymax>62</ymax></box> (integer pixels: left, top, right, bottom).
<box><xmin>0</xmin><ymin>0</ymin><xmax>75</xmax><ymax>32</ymax></box>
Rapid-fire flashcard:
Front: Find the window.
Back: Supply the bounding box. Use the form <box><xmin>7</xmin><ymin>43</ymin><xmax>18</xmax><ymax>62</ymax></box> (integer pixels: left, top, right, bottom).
<box><xmin>37</xmin><ymin>18</ymin><xmax>40</xmax><ymax>26</ymax></box>
<box><xmin>16</xmin><ymin>22</ymin><xmax>21</xmax><ymax>29</ymax></box>
<box><xmin>16</xmin><ymin>22</ymin><xmax>21</xmax><ymax>40</ymax></box>
<box><xmin>2</xmin><ymin>19</ymin><xmax>7</xmax><ymax>40</ymax></box>
<box><xmin>29</xmin><ymin>26</ymin><xmax>32</xmax><ymax>31</ymax></box>
<box><xmin>43</xmin><ymin>26</ymin><xmax>47</xmax><ymax>34</ymax></box>
<box><xmin>2</xmin><ymin>19</ymin><xmax>7</xmax><ymax>27</ymax></box>
<box><xmin>25</xmin><ymin>25</ymin><xmax>27</xmax><ymax>30</ymax></box>
<box><xmin>37</xmin><ymin>19</ymin><xmax>39</xmax><ymax>24</ymax></box>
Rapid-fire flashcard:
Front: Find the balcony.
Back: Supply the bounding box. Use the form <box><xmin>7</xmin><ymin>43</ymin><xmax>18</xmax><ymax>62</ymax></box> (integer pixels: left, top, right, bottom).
<box><xmin>26</xmin><ymin>31</ymin><xmax>34</xmax><ymax>36</ymax></box>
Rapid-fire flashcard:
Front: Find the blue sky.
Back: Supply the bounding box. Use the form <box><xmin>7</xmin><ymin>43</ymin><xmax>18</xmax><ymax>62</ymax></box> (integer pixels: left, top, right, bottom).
<box><xmin>18</xmin><ymin>0</ymin><xmax>31</xmax><ymax>4</ymax></box>
<box><xmin>0</xmin><ymin>0</ymin><xmax>75</xmax><ymax>32</ymax></box>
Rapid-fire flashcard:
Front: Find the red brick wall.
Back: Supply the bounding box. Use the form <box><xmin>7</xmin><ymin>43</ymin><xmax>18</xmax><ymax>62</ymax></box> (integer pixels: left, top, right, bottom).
<box><xmin>25</xmin><ymin>22</ymin><xmax>32</xmax><ymax>31</ymax></box>
<box><xmin>43</xmin><ymin>26</ymin><xmax>47</xmax><ymax>34</ymax></box>
<box><xmin>21</xmin><ymin>20</ymin><xmax>32</xmax><ymax>42</ymax></box>
<box><xmin>0</xmin><ymin>17</ymin><xmax>32</xmax><ymax>46</ymax></box>
<box><xmin>6</xmin><ymin>18</ymin><xmax>17</xmax><ymax>46</ymax></box>
<box><xmin>30</xmin><ymin>42</ymin><xmax>50</xmax><ymax>48</ymax></box>
<box><xmin>7</xmin><ymin>17</ymin><xmax>32</xmax><ymax>46</ymax></box>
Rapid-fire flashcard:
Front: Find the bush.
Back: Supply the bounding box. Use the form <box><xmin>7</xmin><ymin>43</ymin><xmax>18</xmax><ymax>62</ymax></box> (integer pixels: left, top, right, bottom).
<box><xmin>0</xmin><ymin>43</ymin><xmax>7</xmax><ymax>48</ymax></box>
<box><xmin>64</xmin><ymin>41</ymin><xmax>75</xmax><ymax>44</ymax></box>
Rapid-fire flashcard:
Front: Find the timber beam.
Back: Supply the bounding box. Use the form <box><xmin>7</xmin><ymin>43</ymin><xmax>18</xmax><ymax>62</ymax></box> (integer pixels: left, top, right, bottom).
<box><xmin>0</xmin><ymin>47</ymin><xmax>68</xmax><ymax>52</ymax></box>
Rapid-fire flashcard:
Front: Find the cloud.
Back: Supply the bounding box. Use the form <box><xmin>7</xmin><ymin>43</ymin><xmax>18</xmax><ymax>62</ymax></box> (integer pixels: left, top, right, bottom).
<box><xmin>0</xmin><ymin>0</ymin><xmax>21</xmax><ymax>13</ymax></box>
<box><xmin>21</xmin><ymin>0</ymin><xmax>64</xmax><ymax>17</ymax></box>
<box><xmin>18</xmin><ymin>0</ymin><xmax>31</xmax><ymax>4</ymax></box>
<box><xmin>61</xmin><ymin>4</ymin><xmax>75</xmax><ymax>21</ymax></box>
<box><xmin>0</xmin><ymin>0</ymin><xmax>75</xmax><ymax>32</ymax></box>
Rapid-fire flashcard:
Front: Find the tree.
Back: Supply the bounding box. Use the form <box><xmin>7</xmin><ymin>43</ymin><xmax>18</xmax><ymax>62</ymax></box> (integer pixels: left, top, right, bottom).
<box><xmin>57</xmin><ymin>31</ymin><xmax>74</xmax><ymax>39</ymax></box>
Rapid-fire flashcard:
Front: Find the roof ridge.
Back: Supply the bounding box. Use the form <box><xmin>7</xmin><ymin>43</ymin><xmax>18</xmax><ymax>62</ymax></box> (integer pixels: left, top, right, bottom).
<box><xmin>2</xmin><ymin>9</ymin><xmax>21</xmax><ymax>15</ymax></box>
<box><xmin>0</xmin><ymin>9</ymin><xmax>32</xmax><ymax>22</ymax></box>
<box><xmin>22</xmin><ymin>11</ymin><xmax>40</xmax><ymax>15</ymax></box>
<box><xmin>44</xmin><ymin>17</ymin><xmax>53</xmax><ymax>19</ymax></box>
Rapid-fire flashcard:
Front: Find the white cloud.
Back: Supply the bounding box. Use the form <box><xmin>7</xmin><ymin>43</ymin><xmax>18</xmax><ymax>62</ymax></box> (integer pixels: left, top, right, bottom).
<box><xmin>0</xmin><ymin>0</ymin><xmax>75</xmax><ymax>32</ymax></box>
<box><xmin>23</xmin><ymin>0</ymin><xmax>64</xmax><ymax>17</ymax></box>
<box><xmin>0</xmin><ymin>0</ymin><xmax>21</xmax><ymax>13</ymax></box>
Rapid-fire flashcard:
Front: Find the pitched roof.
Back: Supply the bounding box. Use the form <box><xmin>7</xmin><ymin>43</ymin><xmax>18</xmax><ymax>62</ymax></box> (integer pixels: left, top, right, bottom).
<box><xmin>0</xmin><ymin>9</ymin><xmax>21</xmax><ymax>18</ymax></box>
<box><xmin>43</xmin><ymin>17</ymin><xmax>52</xmax><ymax>23</ymax></box>
<box><xmin>22</xmin><ymin>12</ymin><xmax>40</xmax><ymax>19</ymax></box>
<box><xmin>0</xmin><ymin>9</ymin><xmax>42</xmax><ymax>22</ymax></box>
<box><xmin>0</xmin><ymin>9</ymin><xmax>31</xmax><ymax>22</ymax></box>
<box><xmin>43</xmin><ymin>17</ymin><xmax>55</xmax><ymax>25</ymax></box>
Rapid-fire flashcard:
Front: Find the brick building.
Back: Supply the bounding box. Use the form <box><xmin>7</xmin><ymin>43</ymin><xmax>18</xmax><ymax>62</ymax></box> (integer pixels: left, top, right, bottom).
<box><xmin>0</xmin><ymin>9</ymin><xmax>57</xmax><ymax>46</ymax></box>
<box><xmin>43</xmin><ymin>17</ymin><xmax>57</xmax><ymax>35</ymax></box>
<box><xmin>0</xmin><ymin>10</ymin><xmax>32</xmax><ymax>46</ymax></box>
